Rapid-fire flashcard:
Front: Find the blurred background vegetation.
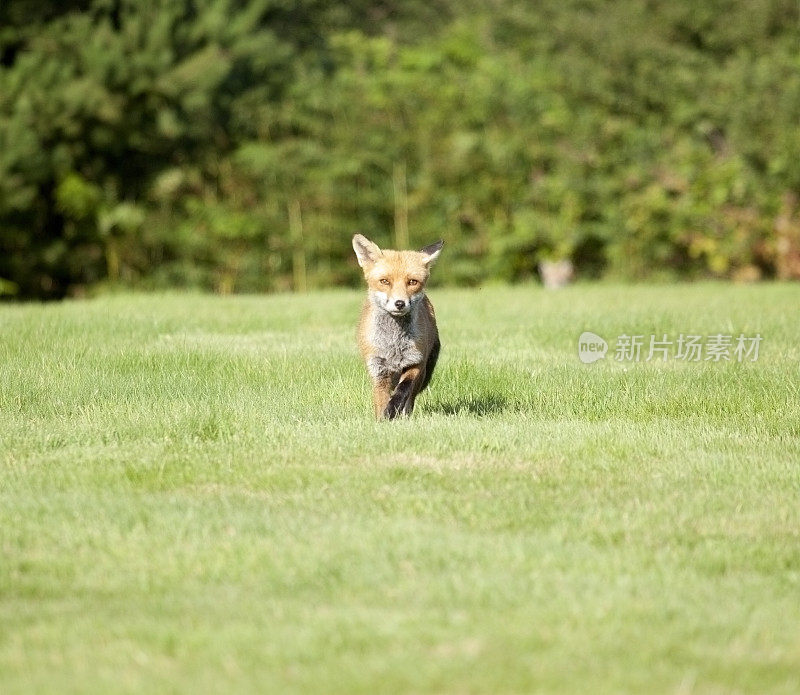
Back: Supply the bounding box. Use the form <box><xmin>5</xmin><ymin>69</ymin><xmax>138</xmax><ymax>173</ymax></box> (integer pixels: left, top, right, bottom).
<box><xmin>2</xmin><ymin>0</ymin><xmax>800</xmax><ymax>298</ymax></box>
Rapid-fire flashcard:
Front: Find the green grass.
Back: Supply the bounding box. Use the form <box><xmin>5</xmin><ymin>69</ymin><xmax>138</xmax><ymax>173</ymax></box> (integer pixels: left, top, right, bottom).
<box><xmin>2</xmin><ymin>283</ymin><xmax>800</xmax><ymax>694</ymax></box>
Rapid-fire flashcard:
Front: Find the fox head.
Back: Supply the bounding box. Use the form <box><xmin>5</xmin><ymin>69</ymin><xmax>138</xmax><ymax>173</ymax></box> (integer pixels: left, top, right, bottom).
<box><xmin>352</xmin><ymin>234</ymin><xmax>443</xmax><ymax>317</ymax></box>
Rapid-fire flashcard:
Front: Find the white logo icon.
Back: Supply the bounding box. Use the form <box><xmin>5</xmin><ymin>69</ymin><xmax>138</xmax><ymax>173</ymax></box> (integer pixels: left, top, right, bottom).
<box><xmin>578</xmin><ymin>331</ymin><xmax>608</xmax><ymax>364</ymax></box>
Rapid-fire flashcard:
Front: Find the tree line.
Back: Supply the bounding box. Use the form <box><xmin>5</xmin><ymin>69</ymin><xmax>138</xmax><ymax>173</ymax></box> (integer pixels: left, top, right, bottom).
<box><xmin>2</xmin><ymin>0</ymin><xmax>800</xmax><ymax>298</ymax></box>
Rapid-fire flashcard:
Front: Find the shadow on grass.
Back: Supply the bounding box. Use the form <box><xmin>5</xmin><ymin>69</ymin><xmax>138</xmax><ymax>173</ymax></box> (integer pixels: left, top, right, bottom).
<box><xmin>425</xmin><ymin>393</ymin><xmax>510</xmax><ymax>416</ymax></box>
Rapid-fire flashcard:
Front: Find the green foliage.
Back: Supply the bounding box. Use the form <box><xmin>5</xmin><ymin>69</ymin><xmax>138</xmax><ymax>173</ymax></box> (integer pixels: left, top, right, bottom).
<box><xmin>1</xmin><ymin>0</ymin><xmax>799</xmax><ymax>297</ymax></box>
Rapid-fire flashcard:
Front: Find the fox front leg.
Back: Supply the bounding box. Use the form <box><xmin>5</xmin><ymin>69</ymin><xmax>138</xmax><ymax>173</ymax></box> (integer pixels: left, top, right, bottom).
<box><xmin>372</xmin><ymin>378</ymin><xmax>393</xmax><ymax>419</ymax></box>
<box><xmin>384</xmin><ymin>365</ymin><xmax>424</xmax><ymax>419</ymax></box>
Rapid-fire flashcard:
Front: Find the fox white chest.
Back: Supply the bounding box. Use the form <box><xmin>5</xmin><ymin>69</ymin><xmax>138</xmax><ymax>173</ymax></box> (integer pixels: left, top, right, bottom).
<box><xmin>366</xmin><ymin>310</ymin><xmax>423</xmax><ymax>379</ymax></box>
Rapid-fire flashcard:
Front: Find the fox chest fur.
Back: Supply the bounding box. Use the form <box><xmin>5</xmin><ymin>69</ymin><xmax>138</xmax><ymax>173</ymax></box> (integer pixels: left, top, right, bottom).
<box><xmin>363</xmin><ymin>305</ymin><xmax>424</xmax><ymax>381</ymax></box>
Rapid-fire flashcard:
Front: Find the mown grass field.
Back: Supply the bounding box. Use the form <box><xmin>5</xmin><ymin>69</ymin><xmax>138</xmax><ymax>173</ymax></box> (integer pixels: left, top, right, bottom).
<box><xmin>2</xmin><ymin>283</ymin><xmax>799</xmax><ymax>694</ymax></box>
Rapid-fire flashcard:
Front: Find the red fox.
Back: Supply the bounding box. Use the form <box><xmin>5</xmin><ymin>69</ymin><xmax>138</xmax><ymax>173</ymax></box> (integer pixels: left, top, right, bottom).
<box><xmin>352</xmin><ymin>234</ymin><xmax>443</xmax><ymax>419</ymax></box>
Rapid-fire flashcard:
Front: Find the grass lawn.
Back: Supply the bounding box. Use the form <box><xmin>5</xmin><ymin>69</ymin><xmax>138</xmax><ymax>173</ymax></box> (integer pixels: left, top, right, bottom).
<box><xmin>2</xmin><ymin>283</ymin><xmax>799</xmax><ymax>694</ymax></box>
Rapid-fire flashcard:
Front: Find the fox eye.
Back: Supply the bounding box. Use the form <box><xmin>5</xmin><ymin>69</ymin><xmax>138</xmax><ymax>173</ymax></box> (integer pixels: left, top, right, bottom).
<box><xmin>407</xmin><ymin>279</ymin><xmax>419</xmax><ymax>286</ymax></box>
<box><xmin>379</xmin><ymin>278</ymin><xmax>390</xmax><ymax>286</ymax></box>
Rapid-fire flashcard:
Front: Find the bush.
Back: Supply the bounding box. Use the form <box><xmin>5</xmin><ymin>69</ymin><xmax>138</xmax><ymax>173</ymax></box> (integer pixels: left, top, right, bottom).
<box><xmin>2</xmin><ymin>0</ymin><xmax>799</xmax><ymax>298</ymax></box>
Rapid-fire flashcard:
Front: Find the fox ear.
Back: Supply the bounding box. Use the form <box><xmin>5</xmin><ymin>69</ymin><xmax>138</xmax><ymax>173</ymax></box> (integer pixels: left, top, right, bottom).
<box><xmin>352</xmin><ymin>234</ymin><xmax>382</xmax><ymax>268</ymax></box>
<box><xmin>421</xmin><ymin>239</ymin><xmax>444</xmax><ymax>265</ymax></box>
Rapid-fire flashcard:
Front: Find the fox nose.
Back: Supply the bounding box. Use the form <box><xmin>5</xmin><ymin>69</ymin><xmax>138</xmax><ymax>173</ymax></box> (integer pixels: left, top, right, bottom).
<box><xmin>394</xmin><ymin>299</ymin><xmax>406</xmax><ymax>310</ymax></box>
